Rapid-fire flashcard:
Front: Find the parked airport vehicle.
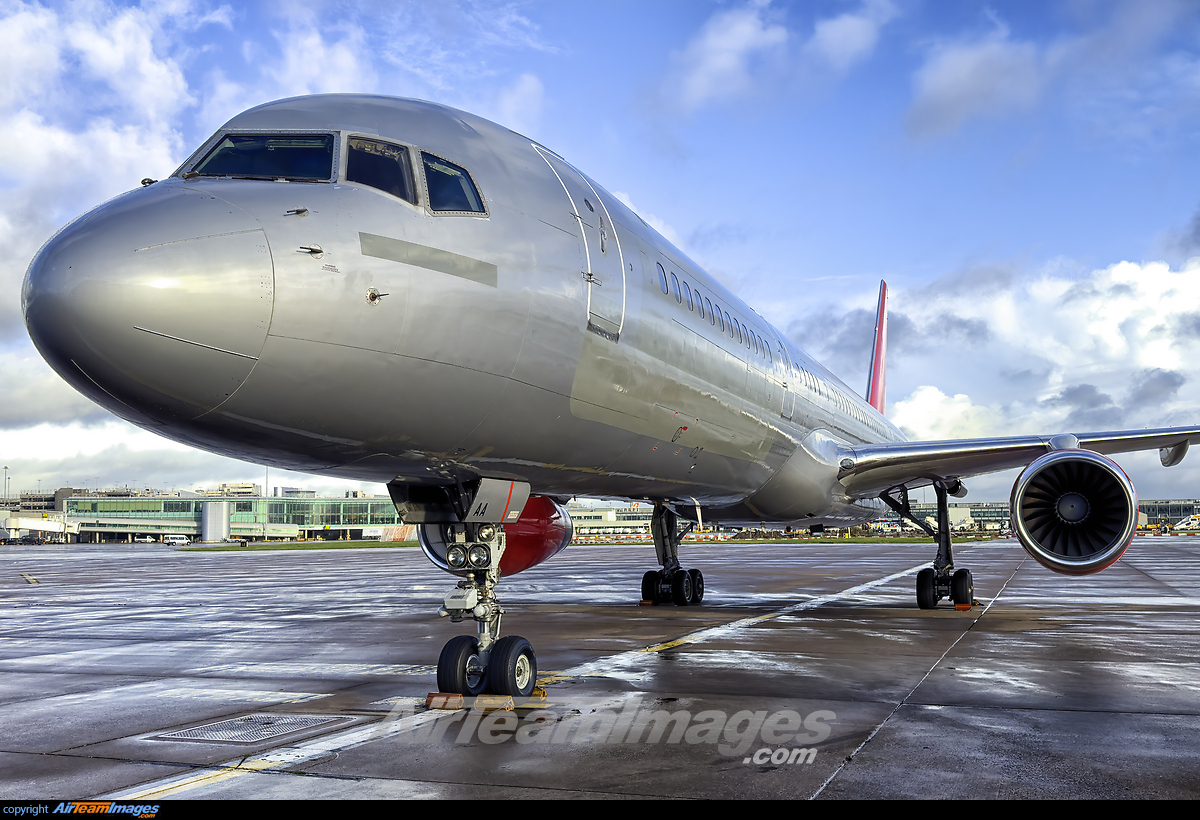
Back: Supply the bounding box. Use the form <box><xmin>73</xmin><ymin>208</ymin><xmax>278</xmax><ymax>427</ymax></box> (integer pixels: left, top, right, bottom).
<box><xmin>23</xmin><ymin>95</ymin><xmax>1200</xmax><ymax>696</ymax></box>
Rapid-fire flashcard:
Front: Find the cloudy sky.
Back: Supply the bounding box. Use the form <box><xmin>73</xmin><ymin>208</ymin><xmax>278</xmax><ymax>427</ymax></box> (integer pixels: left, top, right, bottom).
<box><xmin>3</xmin><ymin>0</ymin><xmax>1200</xmax><ymax>502</ymax></box>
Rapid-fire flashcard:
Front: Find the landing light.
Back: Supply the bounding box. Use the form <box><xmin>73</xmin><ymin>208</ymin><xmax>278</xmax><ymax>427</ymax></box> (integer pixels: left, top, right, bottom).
<box><xmin>467</xmin><ymin>544</ymin><xmax>491</xmax><ymax>569</ymax></box>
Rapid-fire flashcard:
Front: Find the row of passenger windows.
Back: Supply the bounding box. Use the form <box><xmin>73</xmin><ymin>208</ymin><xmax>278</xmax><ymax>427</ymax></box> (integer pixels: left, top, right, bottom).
<box><xmin>656</xmin><ymin>262</ymin><xmax>774</xmax><ymax>365</ymax></box>
<box><xmin>654</xmin><ymin>257</ymin><xmax>890</xmax><ymax>440</ymax></box>
<box><xmin>189</xmin><ymin>133</ymin><xmax>486</xmax><ymax>214</ymax></box>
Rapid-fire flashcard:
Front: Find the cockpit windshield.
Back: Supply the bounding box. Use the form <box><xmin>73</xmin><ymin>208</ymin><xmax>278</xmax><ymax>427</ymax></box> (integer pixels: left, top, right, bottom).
<box><xmin>189</xmin><ymin>134</ymin><xmax>334</xmax><ymax>181</ymax></box>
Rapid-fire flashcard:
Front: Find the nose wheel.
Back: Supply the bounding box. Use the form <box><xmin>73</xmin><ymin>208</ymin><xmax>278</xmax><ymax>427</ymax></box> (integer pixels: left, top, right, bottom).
<box><xmin>436</xmin><ymin>634</ymin><xmax>537</xmax><ymax>697</ymax></box>
<box><xmin>488</xmin><ymin>636</ymin><xmax>537</xmax><ymax>697</ymax></box>
<box><xmin>437</xmin><ymin>635</ymin><xmax>488</xmax><ymax>695</ymax></box>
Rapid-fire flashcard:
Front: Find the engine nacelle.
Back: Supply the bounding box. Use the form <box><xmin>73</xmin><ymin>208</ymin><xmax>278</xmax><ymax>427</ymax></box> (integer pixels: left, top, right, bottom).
<box><xmin>1010</xmin><ymin>449</ymin><xmax>1138</xmax><ymax>575</ymax></box>
<box><xmin>500</xmin><ymin>496</ymin><xmax>574</xmax><ymax>576</ymax></box>
<box><xmin>417</xmin><ymin>496</ymin><xmax>573</xmax><ymax>577</ymax></box>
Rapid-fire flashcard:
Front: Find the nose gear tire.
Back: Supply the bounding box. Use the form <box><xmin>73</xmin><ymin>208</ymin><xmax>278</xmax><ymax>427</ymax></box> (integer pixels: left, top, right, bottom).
<box><xmin>437</xmin><ymin>635</ymin><xmax>488</xmax><ymax>695</ymax></box>
<box><xmin>487</xmin><ymin>635</ymin><xmax>537</xmax><ymax>697</ymax></box>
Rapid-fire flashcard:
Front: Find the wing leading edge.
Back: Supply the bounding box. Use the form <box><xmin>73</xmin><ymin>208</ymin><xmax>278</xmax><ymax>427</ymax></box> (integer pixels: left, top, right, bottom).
<box><xmin>835</xmin><ymin>426</ymin><xmax>1200</xmax><ymax>498</ymax></box>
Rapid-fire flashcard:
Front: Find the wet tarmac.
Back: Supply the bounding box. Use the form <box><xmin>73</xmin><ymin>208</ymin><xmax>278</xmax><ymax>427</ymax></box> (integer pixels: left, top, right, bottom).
<box><xmin>2</xmin><ymin>535</ymin><xmax>1199</xmax><ymax>799</ymax></box>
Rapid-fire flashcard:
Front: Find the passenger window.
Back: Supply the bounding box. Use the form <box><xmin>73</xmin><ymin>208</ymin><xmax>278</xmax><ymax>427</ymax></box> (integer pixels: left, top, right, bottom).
<box><xmin>421</xmin><ymin>152</ymin><xmax>485</xmax><ymax>212</ymax></box>
<box><xmin>658</xmin><ymin>263</ymin><xmax>669</xmax><ymax>294</ymax></box>
<box><xmin>705</xmin><ymin>298</ymin><xmax>714</xmax><ymax>325</ymax></box>
<box><xmin>696</xmin><ymin>290</ymin><xmax>706</xmax><ymax>319</ymax></box>
<box><xmin>714</xmin><ymin>303</ymin><xmax>725</xmax><ymax>332</ymax></box>
<box><xmin>670</xmin><ymin>272</ymin><xmax>681</xmax><ymax>303</ymax></box>
<box><xmin>347</xmin><ymin>138</ymin><xmax>416</xmax><ymax>204</ymax></box>
<box><xmin>725</xmin><ymin>311</ymin><xmax>733</xmax><ymax>338</ymax></box>
<box><xmin>684</xmin><ymin>282</ymin><xmax>693</xmax><ymax>311</ymax></box>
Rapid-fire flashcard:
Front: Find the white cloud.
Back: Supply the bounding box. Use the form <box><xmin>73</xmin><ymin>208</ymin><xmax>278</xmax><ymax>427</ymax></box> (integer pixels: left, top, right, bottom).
<box><xmin>0</xmin><ymin>423</ymin><xmax>381</xmax><ymax>497</ymax></box>
<box><xmin>905</xmin><ymin>4</ymin><xmax>1200</xmax><ymax>141</ymax></box>
<box><xmin>665</xmin><ymin>0</ymin><xmax>789</xmax><ymax>113</ymax></box>
<box><xmin>816</xmin><ymin>258</ymin><xmax>1200</xmax><ymax>445</ymax></box>
<box><xmin>491</xmin><ymin>72</ymin><xmax>544</xmax><ymax>136</ymax></box>
<box><xmin>890</xmin><ymin>385</ymin><xmax>1006</xmax><ymax>440</ymax></box>
<box><xmin>265</xmin><ymin>15</ymin><xmax>377</xmax><ymax>98</ymax></box>
<box><xmin>907</xmin><ymin>25</ymin><xmax>1047</xmax><ymax>138</ymax></box>
<box><xmin>0</xmin><ymin>2</ymin><xmax>62</xmax><ymax>110</ymax></box>
<box><xmin>805</xmin><ymin>0</ymin><xmax>897</xmax><ymax>73</ymax></box>
<box><xmin>64</xmin><ymin>4</ymin><xmax>193</xmax><ymax>123</ymax></box>
<box><xmin>612</xmin><ymin>191</ymin><xmax>687</xmax><ymax>254</ymax></box>
<box><xmin>0</xmin><ymin>348</ymin><xmax>112</xmax><ymax>428</ymax></box>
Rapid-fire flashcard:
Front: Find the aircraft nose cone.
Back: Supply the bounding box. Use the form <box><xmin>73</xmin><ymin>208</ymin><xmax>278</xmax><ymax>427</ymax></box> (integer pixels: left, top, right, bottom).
<box><xmin>23</xmin><ymin>184</ymin><xmax>274</xmax><ymax>423</ymax></box>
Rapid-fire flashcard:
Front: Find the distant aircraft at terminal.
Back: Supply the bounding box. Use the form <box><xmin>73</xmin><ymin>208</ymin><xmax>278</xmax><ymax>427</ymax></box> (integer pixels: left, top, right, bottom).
<box><xmin>21</xmin><ymin>94</ymin><xmax>1200</xmax><ymax>697</ymax></box>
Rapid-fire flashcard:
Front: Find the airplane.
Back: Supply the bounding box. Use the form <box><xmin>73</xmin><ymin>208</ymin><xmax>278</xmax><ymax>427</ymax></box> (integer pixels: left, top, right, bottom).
<box><xmin>22</xmin><ymin>93</ymin><xmax>1200</xmax><ymax>699</ymax></box>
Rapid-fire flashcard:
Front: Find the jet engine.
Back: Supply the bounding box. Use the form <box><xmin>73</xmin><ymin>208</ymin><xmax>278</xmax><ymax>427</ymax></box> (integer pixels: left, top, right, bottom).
<box><xmin>499</xmin><ymin>496</ymin><xmax>574</xmax><ymax>575</ymax></box>
<box><xmin>417</xmin><ymin>495</ymin><xmax>573</xmax><ymax>577</ymax></box>
<box><xmin>1009</xmin><ymin>449</ymin><xmax>1137</xmax><ymax>575</ymax></box>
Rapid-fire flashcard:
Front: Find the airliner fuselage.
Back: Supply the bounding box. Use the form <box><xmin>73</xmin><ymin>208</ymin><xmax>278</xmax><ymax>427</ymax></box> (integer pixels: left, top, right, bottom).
<box><xmin>26</xmin><ymin>95</ymin><xmax>1200</xmax><ymax>695</ymax></box>
<box><xmin>24</xmin><ymin>94</ymin><xmax>902</xmax><ymax>528</ymax></box>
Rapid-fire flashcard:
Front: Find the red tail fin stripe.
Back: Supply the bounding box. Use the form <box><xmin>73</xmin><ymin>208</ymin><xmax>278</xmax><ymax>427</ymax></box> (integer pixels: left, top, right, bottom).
<box><xmin>866</xmin><ymin>281</ymin><xmax>887</xmax><ymax>416</ymax></box>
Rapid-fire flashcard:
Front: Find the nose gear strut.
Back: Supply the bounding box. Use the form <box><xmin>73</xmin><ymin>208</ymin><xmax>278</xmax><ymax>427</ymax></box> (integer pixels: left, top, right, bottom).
<box><xmin>433</xmin><ymin>521</ymin><xmax>538</xmax><ymax>696</ymax></box>
<box><xmin>399</xmin><ymin>477</ymin><xmax>540</xmax><ymax>697</ymax></box>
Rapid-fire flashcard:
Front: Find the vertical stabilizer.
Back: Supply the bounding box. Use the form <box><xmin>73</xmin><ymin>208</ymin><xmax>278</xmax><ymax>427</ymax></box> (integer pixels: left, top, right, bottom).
<box><xmin>866</xmin><ymin>280</ymin><xmax>887</xmax><ymax>415</ymax></box>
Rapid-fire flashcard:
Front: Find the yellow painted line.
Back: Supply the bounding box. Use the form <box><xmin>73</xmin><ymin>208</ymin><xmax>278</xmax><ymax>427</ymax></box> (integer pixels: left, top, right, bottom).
<box><xmin>535</xmin><ymin>673</ymin><xmax>574</xmax><ymax>686</ymax></box>
<box><xmin>20</xmin><ymin>574</ymin><xmax>38</xmax><ymax>585</ymax></box>
<box><xmin>638</xmin><ymin>638</ymin><xmax>693</xmax><ymax>653</ymax></box>
<box><xmin>123</xmin><ymin>757</ymin><xmax>279</xmax><ymax>799</ymax></box>
<box><xmin>638</xmin><ymin>613</ymin><xmax>776</xmax><ymax>654</ymax></box>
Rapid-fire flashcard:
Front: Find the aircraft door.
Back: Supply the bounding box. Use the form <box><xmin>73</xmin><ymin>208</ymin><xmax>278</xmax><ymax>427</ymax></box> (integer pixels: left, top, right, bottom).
<box><xmin>777</xmin><ymin>340</ymin><xmax>796</xmax><ymax>421</ymax></box>
<box><xmin>534</xmin><ymin>146</ymin><xmax>626</xmax><ymax>342</ymax></box>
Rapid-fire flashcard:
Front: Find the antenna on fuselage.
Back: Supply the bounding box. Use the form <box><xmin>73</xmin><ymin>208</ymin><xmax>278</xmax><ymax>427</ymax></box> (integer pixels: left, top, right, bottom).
<box><xmin>866</xmin><ymin>280</ymin><xmax>887</xmax><ymax>415</ymax></box>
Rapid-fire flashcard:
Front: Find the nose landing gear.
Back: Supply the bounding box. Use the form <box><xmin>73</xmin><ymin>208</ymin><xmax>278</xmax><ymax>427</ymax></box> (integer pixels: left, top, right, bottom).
<box><xmin>430</xmin><ymin>521</ymin><xmax>539</xmax><ymax>697</ymax></box>
<box><xmin>401</xmin><ymin>477</ymin><xmax>541</xmax><ymax>697</ymax></box>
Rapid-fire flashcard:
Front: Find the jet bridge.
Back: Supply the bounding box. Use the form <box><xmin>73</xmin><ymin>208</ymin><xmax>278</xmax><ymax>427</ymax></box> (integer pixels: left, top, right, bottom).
<box><xmin>2</xmin><ymin>516</ymin><xmax>79</xmax><ymax>540</ymax></box>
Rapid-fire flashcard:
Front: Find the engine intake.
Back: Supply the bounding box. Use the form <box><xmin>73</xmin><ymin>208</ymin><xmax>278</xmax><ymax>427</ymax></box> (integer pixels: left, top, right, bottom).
<box><xmin>1010</xmin><ymin>449</ymin><xmax>1137</xmax><ymax>575</ymax></box>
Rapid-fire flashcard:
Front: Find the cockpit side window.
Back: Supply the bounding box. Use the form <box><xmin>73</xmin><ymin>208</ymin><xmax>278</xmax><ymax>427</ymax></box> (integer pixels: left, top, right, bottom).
<box><xmin>190</xmin><ymin>134</ymin><xmax>334</xmax><ymax>181</ymax></box>
<box><xmin>421</xmin><ymin>151</ymin><xmax>486</xmax><ymax>213</ymax></box>
<box><xmin>346</xmin><ymin>137</ymin><xmax>416</xmax><ymax>204</ymax></box>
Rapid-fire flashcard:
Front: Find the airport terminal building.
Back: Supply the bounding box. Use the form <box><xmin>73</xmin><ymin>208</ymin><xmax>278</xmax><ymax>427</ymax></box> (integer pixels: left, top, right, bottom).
<box><xmin>4</xmin><ymin>491</ymin><xmax>409</xmax><ymax>543</ymax></box>
<box><xmin>2</xmin><ymin>488</ymin><xmax>1197</xmax><ymax>543</ymax></box>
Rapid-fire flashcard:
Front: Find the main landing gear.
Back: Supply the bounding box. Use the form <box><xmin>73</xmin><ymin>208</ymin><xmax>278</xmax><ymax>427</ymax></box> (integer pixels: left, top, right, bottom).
<box><xmin>641</xmin><ymin>503</ymin><xmax>705</xmax><ymax>605</ymax></box>
<box><xmin>881</xmin><ymin>479</ymin><xmax>975</xmax><ymax>610</ymax></box>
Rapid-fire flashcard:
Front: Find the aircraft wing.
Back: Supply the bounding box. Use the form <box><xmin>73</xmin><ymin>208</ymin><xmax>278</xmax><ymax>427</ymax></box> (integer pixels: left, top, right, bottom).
<box><xmin>835</xmin><ymin>425</ymin><xmax>1200</xmax><ymax>497</ymax></box>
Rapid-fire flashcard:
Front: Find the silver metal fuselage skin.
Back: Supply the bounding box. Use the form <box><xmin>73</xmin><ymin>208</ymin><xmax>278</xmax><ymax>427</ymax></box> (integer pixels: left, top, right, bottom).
<box><xmin>23</xmin><ymin>95</ymin><xmax>904</xmax><ymax>526</ymax></box>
